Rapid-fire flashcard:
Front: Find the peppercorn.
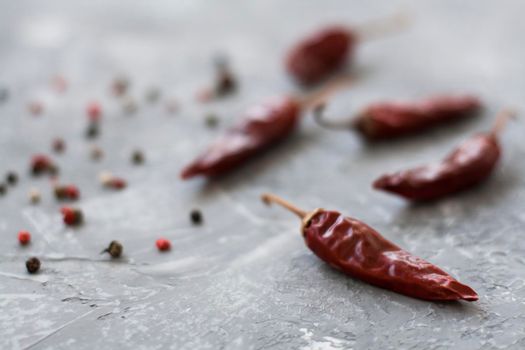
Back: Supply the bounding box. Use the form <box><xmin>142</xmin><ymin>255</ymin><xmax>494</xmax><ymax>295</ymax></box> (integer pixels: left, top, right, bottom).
<box><xmin>26</xmin><ymin>257</ymin><xmax>41</xmax><ymax>274</ymax></box>
<box><xmin>131</xmin><ymin>150</ymin><xmax>144</xmax><ymax>165</ymax></box>
<box><xmin>205</xmin><ymin>114</ymin><xmax>219</xmax><ymax>128</ymax></box>
<box><xmin>156</xmin><ymin>238</ymin><xmax>171</xmax><ymax>251</ymax></box>
<box><xmin>18</xmin><ymin>231</ymin><xmax>31</xmax><ymax>245</ymax></box>
<box><xmin>102</xmin><ymin>240</ymin><xmax>123</xmax><ymax>258</ymax></box>
<box><xmin>52</xmin><ymin>138</ymin><xmax>65</xmax><ymax>153</ymax></box>
<box><xmin>213</xmin><ymin>55</ymin><xmax>237</xmax><ymax>97</ymax></box>
<box><xmin>90</xmin><ymin>145</ymin><xmax>103</xmax><ymax>161</ymax></box>
<box><xmin>122</xmin><ymin>96</ymin><xmax>138</xmax><ymax>114</ymax></box>
<box><xmin>165</xmin><ymin>98</ymin><xmax>178</xmax><ymax>114</ymax></box>
<box><xmin>85</xmin><ymin>122</ymin><xmax>99</xmax><ymax>139</ymax></box>
<box><xmin>0</xmin><ymin>184</ymin><xmax>6</xmax><ymax>196</ymax></box>
<box><xmin>28</xmin><ymin>101</ymin><xmax>43</xmax><ymax>116</ymax></box>
<box><xmin>145</xmin><ymin>87</ymin><xmax>161</xmax><ymax>103</ymax></box>
<box><xmin>108</xmin><ymin>177</ymin><xmax>126</xmax><ymax>190</ymax></box>
<box><xmin>29</xmin><ymin>188</ymin><xmax>41</xmax><ymax>204</ymax></box>
<box><xmin>61</xmin><ymin>207</ymin><xmax>83</xmax><ymax>226</ymax></box>
<box><xmin>190</xmin><ymin>209</ymin><xmax>203</xmax><ymax>225</ymax></box>
<box><xmin>87</xmin><ymin>102</ymin><xmax>102</xmax><ymax>122</ymax></box>
<box><xmin>6</xmin><ymin>171</ymin><xmax>18</xmax><ymax>185</ymax></box>
<box><xmin>54</xmin><ymin>184</ymin><xmax>80</xmax><ymax>201</ymax></box>
<box><xmin>112</xmin><ymin>76</ymin><xmax>129</xmax><ymax>97</ymax></box>
<box><xmin>31</xmin><ymin>154</ymin><xmax>58</xmax><ymax>176</ymax></box>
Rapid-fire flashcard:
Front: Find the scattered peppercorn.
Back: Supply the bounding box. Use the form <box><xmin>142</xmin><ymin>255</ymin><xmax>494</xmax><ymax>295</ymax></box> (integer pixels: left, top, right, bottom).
<box><xmin>112</xmin><ymin>75</ymin><xmax>129</xmax><ymax>97</ymax></box>
<box><xmin>26</xmin><ymin>257</ymin><xmax>41</xmax><ymax>274</ymax></box>
<box><xmin>6</xmin><ymin>171</ymin><xmax>18</xmax><ymax>185</ymax></box>
<box><xmin>145</xmin><ymin>87</ymin><xmax>161</xmax><ymax>103</ymax></box>
<box><xmin>52</xmin><ymin>138</ymin><xmax>65</xmax><ymax>153</ymax></box>
<box><xmin>85</xmin><ymin>122</ymin><xmax>100</xmax><ymax>139</ymax></box>
<box><xmin>131</xmin><ymin>150</ymin><xmax>144</xmax><ymax>165</ymax></box>
<box><xmin>28</xmin><ymin>101</ymin><xmax>43</xmax><ymax>116</ymax></box>
<box><xmin>122</xmin><ymin>96</ymin><xmax>138</xmax><ymax>115</ymax></box>
<box><xmin>165</xmin><ymin>98</ymin><xmax>178</xmax><ymax>114</ymax></box>
<box><xmin>87</xmin><ymin>102</ymin><xmax>102</xmax><ymax>122</ymax></box>
<box><xmin>213</xmin><ymin>55</ymin><xmax>237</xmax><ymax>97</ymax></box>
<box><xmin>99</xmin><ymin>171</ymin><xmax>127</xmax><ymax>190</ymax></box>
<box><xmin>156</xmin><ymin>238</ymin><xmax>171</xmax><ymax>251</ymax></box>
<box><xmin>52</xmin><ymin>75</ymin><xmax>67</xmax><ymax>93</ymax></box>
<box><xmin>90</xmin><ymin>145</ymin><xmax>104</xmax><ymax>161</ymax></box>
<box><xmin>54</xmin><ymin>184</ymin><xmax>80</xmax><ymax>201</ymax></box>
<box><xmin>0</xmin><ymin>183</ymin><xmax>6</xmax><ymax>196</ymax></box>
<box><xmin>61</xmin><ymin>207</ymin><xmax>83</xmax><ymax>226</ymax></box>
<box><xmin>18</xmin><ymin>231</ymin><xmax>31</xmax><ymax>245</ymax></box>
<box><xmin>102</xmin><ymin>240</ymin><xmax>123</xmax><ymax>258</ymax></box>
<box><xmin>205</xmin><ymin>113</ymin><xmax>219</xmax><ymax>128</ymax></box>
<box><xmin>29</xmin><ymin>188</ymin><xmax>41</xmax><ymax>204</ymax></box>
<box><xmin>190</xmin><ymin>209</ymin><xmax>203</xmax><ymax>225</ymax></box>
<box><xmin>31</xmin><ymin>154</ymin><xmax>58</xmax><ymax>176</ymax></box>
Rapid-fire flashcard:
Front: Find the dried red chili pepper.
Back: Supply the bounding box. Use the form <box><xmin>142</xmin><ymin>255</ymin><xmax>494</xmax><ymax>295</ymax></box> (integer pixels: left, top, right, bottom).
<box><xmin>181</xmin><ymin>77</ymin><xmax>352</xmax><ymax>179</ymax></box>
<box><xmin>261</xmin><ymin>193</ymin><xmax>478</xmax><ymax>301</ymax></box>
<box><xmin>315</xmin><ymin>95</ymin><xmax>482</xmax><ymax>140</ymax></box>
<box><xmin>286</xmin><ymin>14</ymin><xmax>408</xmax><ymax>85</ymax></box>
<box><xmin>373</xmin><ymin>110</ymin><xmax>514</xmax><ymax>201</ymax></box>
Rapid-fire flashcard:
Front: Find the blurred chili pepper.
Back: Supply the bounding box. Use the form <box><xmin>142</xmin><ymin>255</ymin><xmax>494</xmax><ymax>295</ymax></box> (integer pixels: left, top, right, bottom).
<box><xmin>315</xmin><ymin>95</ymin><xmax>482</xmax><ymax>140</ymax></box>
<box><xmin>261</xmin><ymin>193</ymin><xmax>478</xmax><ymax>302</ymax></box>
<box><xmin>181</xmin><ymin>76</ymin><xmax>352</xmax><ymax>179</ymax></box>
<box><xmin>286</xmin><ymin>14</ymin><xmax>408</xmax><ymax>85</ymax></box>
<box><xmin>374</xmin><ymin>109</ymin><xmax>514</xmax><ymax>201</ymax></box>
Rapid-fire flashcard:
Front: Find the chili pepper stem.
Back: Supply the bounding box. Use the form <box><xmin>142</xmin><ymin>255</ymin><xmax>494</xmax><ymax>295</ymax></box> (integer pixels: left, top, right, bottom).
<box><xmin>261</xmin><ymin>193</ymin><xmax>307</xmax><ymax>219</ymax></box>
<box><xmin>356</xmin><ymin>12</ymin><xmax>411</xmax><ymax>42</ymax></box>
<box><xmin>299</xmin><ymin>75</ymin><xmax>354</xmax><ymax>110</ymax></box>
<box><xmin>491</xmin><ymin>109</ymin><xmax>516</xmax><ymax>136</ymax></box>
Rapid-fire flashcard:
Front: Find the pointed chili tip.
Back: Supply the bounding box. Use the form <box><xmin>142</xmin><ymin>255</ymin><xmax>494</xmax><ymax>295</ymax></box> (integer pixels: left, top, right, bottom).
<box><xmin>491</xmin><ymin>108</ymin><xmax>517</xmax><ymax>136</ymax></box>
<box><xmin>180</xmin><ymin>166</ymin><xmax>199</xmax><ymax>180</ymax></box>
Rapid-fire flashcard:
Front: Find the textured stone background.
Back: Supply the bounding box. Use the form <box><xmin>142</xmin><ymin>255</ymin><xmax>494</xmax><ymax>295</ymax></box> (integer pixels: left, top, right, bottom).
<box><xmin>1</xmin><ymin>1</ymin><xmax>525</xmax><ymax>349</ymax></box>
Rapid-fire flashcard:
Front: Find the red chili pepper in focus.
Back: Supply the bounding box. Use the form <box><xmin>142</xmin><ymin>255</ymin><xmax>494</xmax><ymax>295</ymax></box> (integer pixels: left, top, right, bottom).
<box><xmin>286</xmin><ymin>14</ymin><xmax>408</xmax><ymax>85</ymax></box>
<box><xmin>373</xmin><ymin>110</ymin><xmax>515</xmax><ymax>201</ymax></box>
<box><xmin>315</xmin><ymin>95</ymin><xmax>482</xmax><ymax>140</ymax></box>
<box><xmin>181</xmin><ymin>77</ymin><xmax>352</xmax><ymax>179</ymax></box>
<box><xmin>261</xmin><ymin>193</ymin><xmax>478</xmax><ymax>302</ymax></box>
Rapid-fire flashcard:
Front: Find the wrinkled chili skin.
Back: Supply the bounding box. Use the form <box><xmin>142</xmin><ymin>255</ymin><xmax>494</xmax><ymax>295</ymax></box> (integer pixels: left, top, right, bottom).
<box><xmin>374</xmin><ymin>133</ymin><xmax>500</xmax><ymax>201</ymax></box>
<box><xmin>286</xmin><ymin>26</ymin><xmax>355</xmax><ymax>86</ymax></box>
<box><xmin>355</xmin><ymin>95</ymin><xmax>481</xmax><ymax>140</ymax></box>
<box><xmin>304</xmin><ymin>210</ymin><xmax>478</xmax><ymax>301</ymax></box>
<box><xmin>181</xmin><ymin>96</ymin><xmax>300</xmax><ymax>179</ymax></box>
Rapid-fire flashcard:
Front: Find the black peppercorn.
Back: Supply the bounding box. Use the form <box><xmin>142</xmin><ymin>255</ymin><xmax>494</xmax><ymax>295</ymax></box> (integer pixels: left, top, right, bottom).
<box><xmin>6</xmin><ymin>172</ymin><xmax>18</xmax><ymax>185</ymax></box>
<box><xmin>205</xmin><ymin>114</ymin><xmax>219</xmax><ymax>128</ymax></box>
<box><xmin>26</xmin><ymin>257</ymin><xmax>41</xmax><ymax>274</ymax></box>
<box><xmin>214</xmin><ymin>55</ymin><xmax>236</xmax><ymax>97</ymax></box>
<box><xmin>190</xmin><ymin>209</ymin><xmax>203</xmax><ymax>225</ymax></box>
<box><xmin>131</xmin><ymin>150</ymin><xmax>144</xmax><ymax>165</ymax></box>
<box><xmin>102</xmin><ymin>240</ymin><xmax>123</xmax><ymax>258</ymax></box>
<box><xmin>0</xmin><ymin>183</ymin><xmax>6</xmax><ymax>196</ymax></box>
<box><xmin>85</xmin><ymin>123</ymin><xmax>99</xmax><ymax>139</ymax></box>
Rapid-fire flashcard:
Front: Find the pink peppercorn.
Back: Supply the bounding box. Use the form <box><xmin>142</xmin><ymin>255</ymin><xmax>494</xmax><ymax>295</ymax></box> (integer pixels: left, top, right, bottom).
<box><xmin>156</xmin><ymin>238</ymin><xmax>171</xmax><ymax>251</ymax></box>
<box><xmin>65</xmin><ymin>185</ymin><xmax>80</xmax><ymax>200</ymax></box>
<box><xmin>18</xmin><ymin>231</ymin><xmax>31</xmax><ymax>245</ymax></box>
<box><xmin>87</xmin><ymin>102</ymin><xmax>102</xmax><ymax>122</ymax></box>
<box><xmin>109</xmin><ymin>177</ymin><xmax>126</xmax><ymax>190</ymax></box>
<box><xmin>61</xmin><ymin>207</ymin><xmax>83</xmax><ymax>226</ymax></box>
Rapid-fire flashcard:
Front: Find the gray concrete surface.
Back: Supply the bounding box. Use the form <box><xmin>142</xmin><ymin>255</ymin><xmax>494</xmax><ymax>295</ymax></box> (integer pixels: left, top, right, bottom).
<box><xmin>1</xmin><ymin>1</ymin><xmax>525</xmax><ymax>349</ymax></box>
